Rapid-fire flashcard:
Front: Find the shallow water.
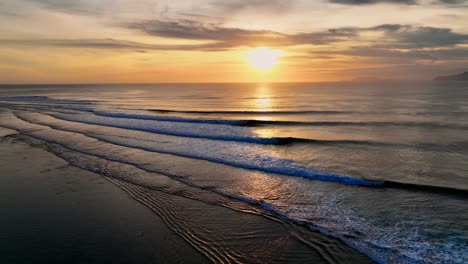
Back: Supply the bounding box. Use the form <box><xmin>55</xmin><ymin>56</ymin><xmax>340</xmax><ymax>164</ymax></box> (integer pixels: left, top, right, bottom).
<box><xmin>1</xmin><ymin>82</ymin><xmax>467</xmax><ymax>263</ymax></box>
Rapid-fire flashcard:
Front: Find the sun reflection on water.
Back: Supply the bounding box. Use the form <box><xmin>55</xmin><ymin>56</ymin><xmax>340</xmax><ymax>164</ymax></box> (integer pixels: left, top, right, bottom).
<box><xmin>252</xmin><ymin>85</ymin><xmax>276</xmax><ymax>138</ymax></box>
<box><xmin>254</xmin><ymin>85</ymin><xmax>272</xmax><ymax>112</ymax></box>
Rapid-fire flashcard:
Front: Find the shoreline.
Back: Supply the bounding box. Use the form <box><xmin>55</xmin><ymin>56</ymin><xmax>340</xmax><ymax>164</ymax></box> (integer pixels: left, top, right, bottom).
<box><xmin>0</xmin><ymin>131</ymin><xmax>373</xmax><ymax>263</ymax></box>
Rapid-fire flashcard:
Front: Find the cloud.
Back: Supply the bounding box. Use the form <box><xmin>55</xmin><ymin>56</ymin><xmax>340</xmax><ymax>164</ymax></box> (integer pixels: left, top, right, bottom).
<box><xmin>128</xmin><ymin>20</ymin><xmax>406</xmax><ymax>47</ymax></box>
<box><xmin>307</xmin><ymin>46</ymin><xmax>468</xmax><ymax>66</ymax></box>
<box><xmin>128</xmin><ymin>19</ymin><xmax>468</xmax><ymax>49</ymax></box>
<box><xmin>24</xmin><ymin>0</ymin><xmax>102</xmax><ymax>15</ymax></box>
<box><xmin>210</xmin><ymin>0</ymin><xmax>292</xmax><ymax>13</ymax></box>
<box><xmin>436</xmin><ymin>0</ymin><xmax>465</xmax><ymax>4</ymax></box>
<box><xmin>0</xmin><ymin>38</ymin><xmax>231</xmax><ymax>51</ymax></box>
<box><xmin>381</xmin><ymin>26</ymin><xmax>468</xmax><ymax>48</ymax></box>
<box><xmin>127</xmin><ymin>20</ymin><xmax>403</xmax><ymax>47</ymax></box>
<box><xmin>328</xmin><ymin>0</ymin><xmax>467</xmax><ymax>5</ymax></box>
<box><xmin>312</xmin><ymin>47</ymin><xmax>438</xmax><ymax>61</ymax></box>
<box><xmin>127</xmin><ymin>19</ymin><xmax>290</xmax><ymax>47</ymax></box>
<box><xmin>426</xmin><ymin>48</ymin><xmax>468</xmax><ymax>60</ymax></box>
<box><xmin>329</xmin><ymin>0</ymin><xmax>416</xmax><ymax>4</ymax></box>
<box><xmin>177</xmin><ymin>12</ymin><xmax>223</xmax><ymax>20</ymax></box>
<box><xmin>368</xmin><ymin>24</ymin><xmax>410</xmax><ymax>31</ymax></box>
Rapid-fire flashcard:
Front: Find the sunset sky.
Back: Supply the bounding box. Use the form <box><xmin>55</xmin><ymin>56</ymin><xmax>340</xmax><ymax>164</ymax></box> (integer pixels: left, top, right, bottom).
<box><xmin>1</xmin><ymin>0</ymin><xmax>467</xmax><ymax>83</ymax></box>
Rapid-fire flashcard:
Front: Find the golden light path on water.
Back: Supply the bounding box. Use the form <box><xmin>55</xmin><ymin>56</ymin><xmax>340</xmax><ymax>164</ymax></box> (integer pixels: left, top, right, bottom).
<box><xmin>253</xmin><ymin>85</ymin><xmax>276</xmax><ymax>139</ymax></box>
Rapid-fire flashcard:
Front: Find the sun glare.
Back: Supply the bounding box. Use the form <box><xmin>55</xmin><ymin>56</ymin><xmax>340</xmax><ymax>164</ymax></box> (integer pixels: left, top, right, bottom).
<box><xmin>246</xmin><ymin>47</ymin><xmax>283</xmax><ymax>71</ymax></box>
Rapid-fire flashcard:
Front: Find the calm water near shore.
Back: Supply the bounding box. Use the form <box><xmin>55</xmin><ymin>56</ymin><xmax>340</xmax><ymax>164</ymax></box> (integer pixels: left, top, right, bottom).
<box><xmin>1</xmin><ymin>82</ymin><xmax>467</xmax><ymax>263</ymax></box>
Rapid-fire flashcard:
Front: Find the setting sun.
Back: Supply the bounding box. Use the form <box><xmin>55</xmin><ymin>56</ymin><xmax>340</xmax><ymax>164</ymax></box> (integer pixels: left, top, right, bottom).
<box><xmin>246</xmin><ymin>47</ymin><xmax>283</xmax><ymax>71</ymax></box>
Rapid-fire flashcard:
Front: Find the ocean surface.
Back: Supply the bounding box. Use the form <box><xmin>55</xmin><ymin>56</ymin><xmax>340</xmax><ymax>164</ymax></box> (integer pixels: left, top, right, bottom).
<box><xmin>0</xmin><ymin>82</ymin><xmax>467</xmax><ymax>263</ymax></box>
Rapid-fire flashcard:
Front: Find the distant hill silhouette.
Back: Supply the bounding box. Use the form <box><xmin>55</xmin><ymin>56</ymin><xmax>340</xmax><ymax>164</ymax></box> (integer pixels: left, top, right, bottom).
<box><xmin>434</xmin><ymin>72</ymin><xmax>468</xmax><ymax>81</ymax></box>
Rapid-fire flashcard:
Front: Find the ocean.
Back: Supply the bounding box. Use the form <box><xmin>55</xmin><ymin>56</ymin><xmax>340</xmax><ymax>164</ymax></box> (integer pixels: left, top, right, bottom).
<box><xmin>0</xmin><ymin>82</ymin><xmax>467</xmax><ymax>263</ymax></box>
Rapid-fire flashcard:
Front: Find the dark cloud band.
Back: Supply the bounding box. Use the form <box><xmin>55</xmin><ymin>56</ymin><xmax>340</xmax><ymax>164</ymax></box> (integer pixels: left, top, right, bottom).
<box><xmin>127</xmin><ymin>19</ymin><xmax>468</xmax><ymax>49</ymax></box>
<box><xmin>329</xmin><ymin>0</ymin><xmax>416</xmax><ymax>5</ymax></box>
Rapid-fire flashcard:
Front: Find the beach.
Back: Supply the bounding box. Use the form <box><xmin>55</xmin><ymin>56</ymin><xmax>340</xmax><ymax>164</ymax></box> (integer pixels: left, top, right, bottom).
<box><xmin>0</xmin><ymin>129</ymin><xmax>372</xmax><ymax>263</ymax></box>
<box><xmin>1</xmin><ymin>83</ymin><xmax>467</xmax><ymax>263</ymax></box>
<box><xmin>0</xmin><ymin>134</ymin><xmax>209</xmax><ymax>263</ymax></box>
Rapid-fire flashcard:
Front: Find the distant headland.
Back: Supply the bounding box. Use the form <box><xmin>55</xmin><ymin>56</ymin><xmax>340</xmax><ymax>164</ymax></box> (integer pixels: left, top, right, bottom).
<box><xmin>433</xmin><ymin>72</ymin><xmax>468</xmax><ymax>81</ymax></box>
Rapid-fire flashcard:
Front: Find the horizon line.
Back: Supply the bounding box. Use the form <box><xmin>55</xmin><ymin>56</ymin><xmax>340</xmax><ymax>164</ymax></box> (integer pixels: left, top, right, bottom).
<box><xmin>0</xmin><ymin>80</ymin><xmax>432</xmax><ymax>86</ymax></box>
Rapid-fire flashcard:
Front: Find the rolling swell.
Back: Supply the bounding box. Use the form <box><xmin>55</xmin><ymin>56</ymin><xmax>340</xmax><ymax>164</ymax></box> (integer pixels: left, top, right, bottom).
<box><xmin>382</xmin><ymin>180</ymin><xmax>468</xmax><ymax>196</ymax></box>
<box><xmin>150</xmin><ymin>109</ymin><xmax>349</xmax><ymax>115</ymax></box>
<box><xmin>150</xmin><ymin>108</ymin><xmax>468</xmax><ymax>118</ymax></box>
<box><xmin>243</xmin><ymin>120</ymin><xmax>468</xmax><ymax>129</ymax></box>
<box><xmin>48</xmin><ymin>111</ymin><xmax>468</xmax><ymax>154</ymax></box>
<box><xmin>82</xmin><ymin>109</ymin><xmax>468</xmax><ymax>130</ymax></box>
<box><xmin>0</xmin><ymin>96</ymin><xmax>92</xmax><ymax>105</ymax></box>
<box><xmin>276</xmin><ymin>137</ymin><xmax>468</xmax><ymax>154</ymax></box>
<box><xmin>7</xmin><ymin>103</ymin><xmax>467</xmax><ymax>131</ymax></box>
<box><xmin>48</xmin><ymin>113</ymin><xmax>285</xmax><ymax>144</ymax></box>
<box><xmin>91</xmin><ymin>110</ymin><xmax>249</xmax><ymax>125</ymax></box>
<box><xmin>8</xmin><ymin>107</ymin><xmax>468</xmax><ymax>153</ymax></box>
<box><xmin>12</xmin><ymin>111</ymin><xmax>468</xmax><ymax>196</ymax></box>
<box><xmin>11</xmin><ymin>111</ymin><xmax>384</xmax><ymax>187</ymax></box>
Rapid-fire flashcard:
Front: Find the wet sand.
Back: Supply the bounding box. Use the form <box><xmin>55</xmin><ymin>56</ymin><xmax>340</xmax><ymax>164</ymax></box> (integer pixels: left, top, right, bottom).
<box><xmin>0</xmin><ymin>135</ymin><xmax>208</xmax><ymax>264</ymax></box>
<box><xmin>0</xmin><ymin>128</ymin><xmax>373</xmax><ymax>263</ymax></box>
